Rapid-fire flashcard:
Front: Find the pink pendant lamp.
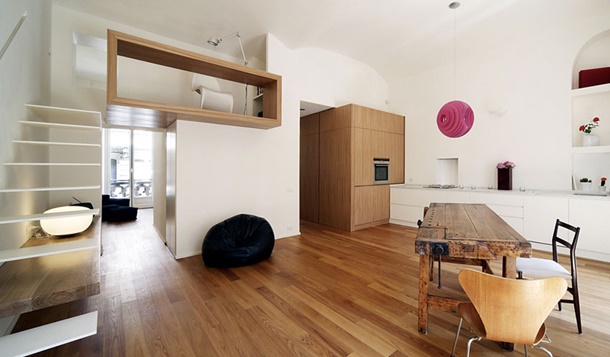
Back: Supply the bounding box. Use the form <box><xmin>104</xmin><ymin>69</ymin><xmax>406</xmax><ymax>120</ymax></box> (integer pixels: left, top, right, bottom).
<box><xmin>437</xmin><ymin>2</ymin><xmax>474</xmax><ymax>138</ymax></box>
<box><xmin>437</xmin><ymin>100</ymin><xmax>474</xmax><ymax>138</ymax></box>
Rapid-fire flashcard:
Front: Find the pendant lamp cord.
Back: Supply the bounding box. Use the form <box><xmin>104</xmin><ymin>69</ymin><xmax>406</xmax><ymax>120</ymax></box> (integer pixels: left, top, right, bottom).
<box><xmin>453</xmin><ymin>7</ymin><xmax>457</xmax><ymax>99</ymax></box>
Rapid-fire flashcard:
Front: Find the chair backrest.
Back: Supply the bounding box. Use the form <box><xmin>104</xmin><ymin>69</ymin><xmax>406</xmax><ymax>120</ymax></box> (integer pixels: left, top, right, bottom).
<box><xmin>191</xmin><ymin>73</ymin><xmax>221</xmax><ymax>92</ymax></box>
<box><xmin>552</xmin><ymin>219</ymin><xmax>580</xmax><ymax>271</ymax></box>
<box><xmin>458</xmin><ymin>269</ymin><xmax>567</xmax><ymax>345</ymax></box>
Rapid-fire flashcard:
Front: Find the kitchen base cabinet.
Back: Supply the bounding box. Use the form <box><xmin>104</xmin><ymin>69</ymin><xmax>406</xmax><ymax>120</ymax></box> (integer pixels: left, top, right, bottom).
<box><xmin>354</xmin><ymin>185</ymin><xmax>390</xmax><ymax>230</ymax></box>
<box><xmin>568</xmin><ymin>198</ymin><xmax>610</xmax><ymax>262</ymax></box>
<box><xmin>390</xmin><ymin>185</ymin><xmax>610</xmax><ymax>262</ymax></box>
<box><xmin>523</xmin><ymin>196</ymin><xmax>569</xmax><ymax>252</ymax></box>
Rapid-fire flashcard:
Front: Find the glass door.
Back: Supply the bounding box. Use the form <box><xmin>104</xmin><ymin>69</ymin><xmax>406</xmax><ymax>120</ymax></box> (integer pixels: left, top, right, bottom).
<box><xmin>106</xmin><ymin>129</ymin><xmax>153</xmax><ymax>208</ymax></box>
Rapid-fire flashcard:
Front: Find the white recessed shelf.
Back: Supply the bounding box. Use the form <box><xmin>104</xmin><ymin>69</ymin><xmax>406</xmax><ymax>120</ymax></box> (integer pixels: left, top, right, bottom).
<box><xmin>18</xmin><ymin>120</ymin><xmax>100</xmax><ymax>131</ymax></box>
<box><xmin>571</xmin><ymin>145</ymin><xmax>610</xmax><ymax>154</ymax></box>
<box><xmin>4</xmin><ymin>163</ymin><xmax>100</xmax><ymax>166</ymax></box>
<box><xmin>0</xmin><ymin>208</ymin><xmax>100</xmax><ymax>225</ymax></box>
<box><xmin>571</xmin><ymin>82</ymin><xmax>610</xmax><ymax>97</ymax></box>
<box><xmin>13</xmin><ymin>140</ymin><xmax>101</xmax><ymax>148</ymax></box>
<box><xmin>0</xmin><ymin>185</ymin><xmax>100</xmax><ymax>193</ymax></box>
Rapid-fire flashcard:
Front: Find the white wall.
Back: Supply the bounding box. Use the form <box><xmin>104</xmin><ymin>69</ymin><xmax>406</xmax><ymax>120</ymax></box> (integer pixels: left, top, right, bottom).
<box><xmin>50</xmin><ymin>5</ymin><xmax>265</xmax><ymax>115</ymax></box>
<box><xmin>0</xmin><ymin>0</ymin><xmax>51</xmax><ymax>250</ymax></box>
<box><xmin>49</xmin><ymin>5</ymin><xmax>268</xmax><ymax>246</ymax></box>
<box><xmin>387</xmin><ymin>2</ymin><xmax>610</xmax><ymax>191</ymax></box>
<box><xmin>0</xmin><ymin>0</ymin><xmax>51</xmax><ymax>335</ymax></box>
<box><xmin>289</xmin><ymin>47</ymin><xmax>390</xmax><ymax>111</ymax></box>
<box><xmin>169</xmin><ymin>34</ymin><xmax>390</xmax><ymax>258</ymax></box>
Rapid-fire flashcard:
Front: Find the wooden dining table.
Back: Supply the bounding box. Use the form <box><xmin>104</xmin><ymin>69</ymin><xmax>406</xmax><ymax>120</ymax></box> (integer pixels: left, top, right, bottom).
<box><xmin>415</xmin><ymin>202</ymin><xmax>532</xmax><ymax>334</ymax></box>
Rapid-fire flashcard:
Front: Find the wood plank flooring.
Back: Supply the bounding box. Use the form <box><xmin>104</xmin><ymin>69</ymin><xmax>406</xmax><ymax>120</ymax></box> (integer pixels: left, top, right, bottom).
<box><xmin>12</xmin><ymin>209</ymin><xmax>610</xmax><ymax>356</ymax></box>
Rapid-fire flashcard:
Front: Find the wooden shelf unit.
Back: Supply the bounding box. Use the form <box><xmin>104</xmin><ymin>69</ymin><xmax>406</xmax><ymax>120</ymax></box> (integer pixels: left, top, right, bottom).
<box><xmin>106</xmin><ymin>30</ymin><xmax>282</xmax><ymax>129</ymax></box>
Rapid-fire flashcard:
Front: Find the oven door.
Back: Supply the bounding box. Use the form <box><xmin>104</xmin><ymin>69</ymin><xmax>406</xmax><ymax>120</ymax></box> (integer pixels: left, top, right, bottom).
<box><xmin>374</xmin><ymin>159</ymin><xmax>389</xmax><ymax>183</ymax></box>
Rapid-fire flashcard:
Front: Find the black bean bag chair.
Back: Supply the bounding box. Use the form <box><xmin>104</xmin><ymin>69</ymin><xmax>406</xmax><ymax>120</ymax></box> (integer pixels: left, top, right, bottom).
<box><xmin>202</xmin><ymin>214</ymin><xmax>275</xmax><ymax>268</ymax></box>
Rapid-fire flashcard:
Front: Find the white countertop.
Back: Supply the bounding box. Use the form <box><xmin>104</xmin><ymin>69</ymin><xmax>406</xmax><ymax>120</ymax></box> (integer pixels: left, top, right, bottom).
<box><xmin>391</xmin><ymin>183</ymin><xmax>610</xmax><ymax>201</ymax></box>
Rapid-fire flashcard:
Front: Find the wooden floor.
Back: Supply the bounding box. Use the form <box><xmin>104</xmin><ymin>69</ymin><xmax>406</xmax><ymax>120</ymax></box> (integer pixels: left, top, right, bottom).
<box><xmin>13</xmin><ymin>209</ymin><xmax>610</xmax><ymax>356</ymax></box>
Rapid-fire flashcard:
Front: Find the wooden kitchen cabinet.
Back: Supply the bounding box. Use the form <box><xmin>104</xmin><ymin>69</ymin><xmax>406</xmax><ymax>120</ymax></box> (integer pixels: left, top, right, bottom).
<box><xmin>319</xmin><ymin>127</ymin><xmax>352</xmax><ymax>231</ymax></box>
<box><xmin>353</xmin><ymin>107</ymin><xmax>404</xmax><ymax>186</ymax></box>
<box><xmin>354</xmin><ymin>185</ymin><xmax>390</xmax><ymax>229</ymax></box>
<box><xmin>300</xmin><ymin>104</ymin><xmax>404</xmax><ymax>231</ymax></box>
<box><xmin>300</xmin><ymin>113</ymin><xmax>320</xmax><ymax>222</ymax></box>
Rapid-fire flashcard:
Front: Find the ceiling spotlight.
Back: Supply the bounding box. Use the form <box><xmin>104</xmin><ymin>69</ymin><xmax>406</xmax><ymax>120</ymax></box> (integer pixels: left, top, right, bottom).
<box><xmin>449</xmin><ymin>1</ymin><xmax>461</xmax><ymax>9</ymax></box>
<box><xmin>207</xmin><ymin>37</ymin><xmax>221</xmax><ymax>46</ymax></box>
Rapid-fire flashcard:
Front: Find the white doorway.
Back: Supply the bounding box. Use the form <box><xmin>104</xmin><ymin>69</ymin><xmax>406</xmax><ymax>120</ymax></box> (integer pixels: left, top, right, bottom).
<box><xmin>103</xmin><ymin>129</ymin><xmax>154</xmax><ymax>208</ymax></box>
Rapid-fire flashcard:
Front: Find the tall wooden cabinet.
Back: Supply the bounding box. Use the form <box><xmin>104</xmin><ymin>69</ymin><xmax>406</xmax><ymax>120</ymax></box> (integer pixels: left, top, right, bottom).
<box><xmin>299</xmin><ymin>114</ymin><xmax>320</xmax><ymax>223</ymax></box>
<box><xmin>300</xmin><ymin>104</ymin><xmax>404</xmax><ymax>231</ymax></box>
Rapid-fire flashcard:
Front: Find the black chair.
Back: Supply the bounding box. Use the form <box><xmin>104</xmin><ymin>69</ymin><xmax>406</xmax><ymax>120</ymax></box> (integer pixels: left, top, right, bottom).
<box><xmin>516</xmin><ymin>219</ymin><xmax>582</xmax><ymax>333</ymax></box>
<box><xmin>202</xmin><ymin>214</ymin><xmax>275</xmax><ymax>268</ymax></box>
<box><xmin>102</xmin><ymin>194</ymin><xmax>138</xmax><ymax>222</ymax></box>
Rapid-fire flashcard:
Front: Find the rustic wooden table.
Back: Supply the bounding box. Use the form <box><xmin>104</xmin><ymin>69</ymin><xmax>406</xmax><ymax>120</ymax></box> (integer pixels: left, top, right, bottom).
<box><xmin>415</xmin><ymin>202</ymin><xmax>532</xmax><ymax>334</ymax></box>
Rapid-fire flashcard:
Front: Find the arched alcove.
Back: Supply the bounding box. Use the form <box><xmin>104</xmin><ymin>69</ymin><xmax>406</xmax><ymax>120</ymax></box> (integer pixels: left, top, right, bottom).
<box><xmin>572</xmin><ymin>29</ymin><xmax>610</xmax><ymax>90</ymax></box>
<box><xmin>570</xmin><ymin>29</ymin><xmax>610</xmax><ymax>188</ymax></box>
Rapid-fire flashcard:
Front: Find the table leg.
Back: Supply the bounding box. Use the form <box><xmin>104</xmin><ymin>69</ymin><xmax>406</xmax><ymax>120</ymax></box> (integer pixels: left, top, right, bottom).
<box><xmin>502</xmin><ymin>256</ymin><xmax>517</xmax><ymax>279</ymax></box>
<box><xmin>418</xmin><ymin>254</ymin><xmax>430</xmax><ymax>334</ymax></box>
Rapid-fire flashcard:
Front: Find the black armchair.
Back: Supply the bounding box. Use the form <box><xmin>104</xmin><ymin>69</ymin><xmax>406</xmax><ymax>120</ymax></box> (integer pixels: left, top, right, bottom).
<box><xmin>102</xmin><ymin>194</ymin><xmax>138</xmax><ymax>222</ymax></box>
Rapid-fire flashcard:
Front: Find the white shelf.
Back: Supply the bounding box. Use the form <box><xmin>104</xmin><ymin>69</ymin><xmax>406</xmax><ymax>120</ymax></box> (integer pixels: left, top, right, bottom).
<box><xmin>19</xmin><ymin>120</ymin><xmax>100</xmax><ymax>131</ymax></box>
<box><xmin>0</xmin><ymin>311</ymin><xmax>97</xmax><ymax>357</ymax></box>
<box><xmin>4</xmin><ymin>162</ymin><xmax>100</xmax><ymax>166</ymax></box>
<box><xmin>26</xmin><ymin>104</ymin><xmax>102</xmax><ymax>127</ymax></box>
<box><xmin>572</xmin><ymin>83</ymin><xmax>610</xmax><ymax>97</ymax></box>
<box><xmin>0</xmin><ymin>186</ymin><xmax>100</xmax><ymax>193</ymax></box>
<box><xmin>13</xmin><ymin>140</ymin><xmax>101</xmax><ymax>148</ymax></box>
<box><xmin>0</xmin><ymin>208</ymin><xmax>99</xmax><ymax>225</ymax></box>
<box><xmin>0</xmin><ymin>237</ymin><xmax>98</xmax><ymax>263</ymax></box>
<box><xmin>0</xmin><ymin>104</ymin><xmax>101</xmax><ymax>352</ymax></box>
<box><xmin>571</xmin><ymin>145</ymin><xmax>610</xmax><ymax>154</ymax></box>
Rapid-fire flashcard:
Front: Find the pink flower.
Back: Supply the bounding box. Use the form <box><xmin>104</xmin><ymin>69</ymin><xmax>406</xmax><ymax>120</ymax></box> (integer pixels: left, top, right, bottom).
<box><xmin>497</xmin><ymin>161</ymin><xmax>515</xmax><ymax>169</ymax></box>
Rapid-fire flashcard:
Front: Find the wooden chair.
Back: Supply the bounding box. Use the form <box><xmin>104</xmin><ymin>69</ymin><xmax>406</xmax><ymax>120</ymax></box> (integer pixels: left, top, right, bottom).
<box><xmin>418</xmin><ymin>207</ymin><xmax>493</xmax><ymax>288</ymax></box>
<box><xmin>450</xmin><ymin>269</ymin><xmax>567</xmax><ymax>357</ymax></box>
<box><xmin>516</xmin><ymin>219</ymin><xmax>582</xmax><ymax>334</ymax></box>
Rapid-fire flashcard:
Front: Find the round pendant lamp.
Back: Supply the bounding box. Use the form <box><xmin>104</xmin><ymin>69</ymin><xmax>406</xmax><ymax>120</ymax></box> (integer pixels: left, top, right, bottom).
<box><xmin>437</xmin><ymin>1</ymin><xmax>474</xmax><ymax>138</ymax></box>
<box><xmin>437</xmin><ymin>100</ymin><xmax>474</xmax><ymax>138</ymax></box>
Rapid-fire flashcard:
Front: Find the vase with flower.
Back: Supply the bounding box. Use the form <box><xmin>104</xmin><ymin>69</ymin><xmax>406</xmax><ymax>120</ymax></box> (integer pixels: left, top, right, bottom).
<box><xmin>579</xmin><ymin>117</ymin><xmax>600</xmax><ymax>147</ymax></box>
<box><xmin>497</xmin><ymin>161</ymin><xmax>515</xmax><ymax>190</ymax></box>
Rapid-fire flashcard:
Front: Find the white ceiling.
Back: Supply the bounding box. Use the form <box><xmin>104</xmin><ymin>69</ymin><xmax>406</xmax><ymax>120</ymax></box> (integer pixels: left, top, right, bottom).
<box><xmin>54</xmin><ymin>0</ymin><xmax>581</xmax><ymax>80</ymax></box>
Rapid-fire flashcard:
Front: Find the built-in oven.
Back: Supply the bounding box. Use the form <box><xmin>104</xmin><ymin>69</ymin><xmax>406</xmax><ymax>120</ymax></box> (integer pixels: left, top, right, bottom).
<box><xmin>373</xmin><ymin>158</ymin><xmax>390</xmax><ymax>184</ymax></box>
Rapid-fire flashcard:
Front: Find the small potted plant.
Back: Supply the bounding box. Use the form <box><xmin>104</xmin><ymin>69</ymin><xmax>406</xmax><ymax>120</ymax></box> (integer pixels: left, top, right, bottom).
<box><xmin>579</xmin><ymin>117</ymin><xmax>600</xmax><ymax>146</ymax></box>
<box><xmin>580</xmin><ymin>177</ymin><xmax>592</xmax><ymax>191</ymax></box>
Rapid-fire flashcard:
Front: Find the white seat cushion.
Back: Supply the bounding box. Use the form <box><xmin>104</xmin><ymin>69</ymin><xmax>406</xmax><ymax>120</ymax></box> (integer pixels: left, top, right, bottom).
<box><xmin>516</xmin><ymin>257</ymin><xmax>572</xmax><ymax>280</ymax></box>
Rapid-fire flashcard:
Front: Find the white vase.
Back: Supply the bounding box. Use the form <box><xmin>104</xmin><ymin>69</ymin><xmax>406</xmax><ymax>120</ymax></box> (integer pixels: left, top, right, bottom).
<box><xmin>581</xmin><ymin>182</ymin><xmax>592</xmax><ymax>191</ymax></box>
<box><xmin>582</xmin><ymin>133</ymin><xmax>599</xmax><ymax>147</ymax></box>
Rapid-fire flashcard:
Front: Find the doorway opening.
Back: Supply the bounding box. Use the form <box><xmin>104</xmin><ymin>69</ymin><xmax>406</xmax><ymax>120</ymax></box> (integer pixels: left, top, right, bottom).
<box><xmin>103</xmin><ymin>129</ymin><xmax>154</xmax><ymax>208</ymax></box>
